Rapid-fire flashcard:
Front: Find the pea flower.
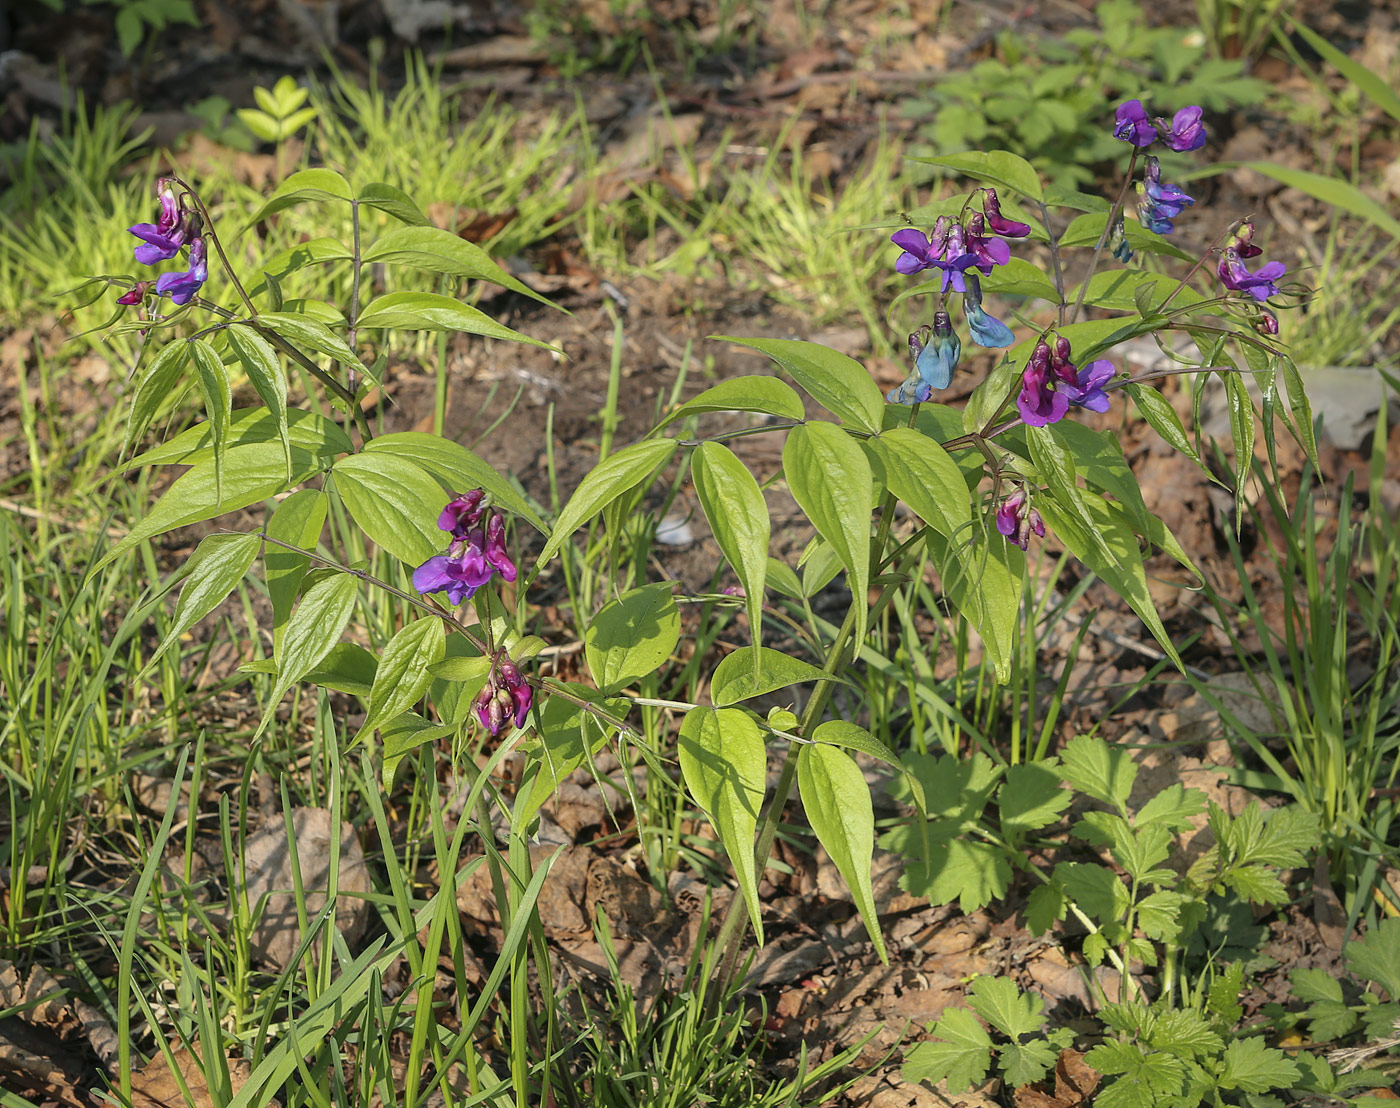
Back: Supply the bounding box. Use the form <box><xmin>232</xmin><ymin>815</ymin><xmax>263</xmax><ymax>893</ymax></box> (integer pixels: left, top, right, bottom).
<box><xmin>116</xmin><ymin>281</ymin><xmax>152</xmax><ymax>305</ymax></box>
<box><xmin>474</xmin><ymin>658</ymin><xmax>532</xmax><ymax>736</ymax></box>
<box><xmin>1065</xmin><ymin>359</ymin><xmax>1115</xmax><ymax>412</ymax></box>
<box><xmin>413</xmin><ymin>491</ymin><xmax>517</xmax><ymax>605</ymax></box>
<box><xmin>129</xmin><ymin>183</ymin><xmax>188</xmax><ymax>265</ymax></box>
<box><xmin>995</xmin><ymin>489</ymin><xmax>1045</xmax><ymax>551</ymax></box>
<box><xmin>1228</xmin><ymin>220</ymin><xmax>1264</xmax><ymax>258</ymax></box>
<box><xmin>1135</xmin><ymin>157</ymin><xmax>1194</xmax><ymax>235</ymax></box>
<box><xmin>1218</xmin><ymin>247</ymin><xmax>1286</xmax><ymax>301</ymax></box>
<box><xmin>1164</xmin><ymin>106</ymin><xmax>1206</xmax><ymax>152</ymax></box>
<box><xmin>963</xmin><ymin>213</ymin><xmax>1011</xmax><ymax>276</ymax></box>
<box><xmin>887</xmin><ymin>315</ymin><xmax>961</xmax><ymax>404</ymax></box>
<box><xmin>962</xmin><ymin>274</ymin><xmax>1015</xmax><ymax>348</ymax></box>
<box><xmin>1255</xmin><ymin>308</ymin><xmax>1279</xmax><ymax>336</ymax></box>
<box><xmin>891</xmin><ymin>218</ymin><xmax>977</xmax><ymax>291</ymax></box>
<box><xmin>1017</xmin><ymin>340</ymin><xmax>1069</xmax><ymax>428</ymax></box>
<box><xmin>982</xmin><ymin>188</ymin><xmax>1030</xmax><ymax>238</ymax></box>
<box><xmin>1113</xmin><ymin>100</ymin><xmax>1156</xmax><ymax>147</ymax></box>
<box><xmin>154</xmin><ymin>237</ymin><xmax>209</xmax><ymax>305</ymax></box>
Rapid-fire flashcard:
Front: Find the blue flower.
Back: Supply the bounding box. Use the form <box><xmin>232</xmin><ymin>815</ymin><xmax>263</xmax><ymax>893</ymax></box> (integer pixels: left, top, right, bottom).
<box><xmin>962</xmin><ymin>274</ymin><xmax>1015</xmax><ymax>348</ymax></box>
<box><xmin>1135</xmin><ymin>157</ymin><xmax>1193</xmax><ymax>235</ymax></box>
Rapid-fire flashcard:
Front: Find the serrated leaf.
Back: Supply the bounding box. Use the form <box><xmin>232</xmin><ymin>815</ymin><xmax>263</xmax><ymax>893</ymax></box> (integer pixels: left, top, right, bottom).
<box><xmin>1056</xmin><ymin>861</ymin><xmax>1131</xmax><ymax>923</ymax></box>
<box><xmin>902</xmin><ymin>1008</ymin><xmax>994</xmax><ymax>1092</ymax></box>
<box><xmin>1215</xmin><ymin>1037</ymin><xmax>1298</xmax><ymax>1093</ymax></box>
<box><xmin>1136</xmin><ymin>890</ymin><xmax>1188</xmax><ymax>942</ymax></box>
<box><xmin>361</xmin><ymin>227</ymin><xmax>559</xmax><ymax>310</ymax></box>
<box><xmin>1135</xmin><ymin>784</ymin><xmax>1207</xmax><ymax>832</ymax></box>
<box><xmin>1001</xmin><ymin>1040</ymin><xmax>1060</xmax><ymax>1089</ymax></box>
<box><xmin>783</xmin><ymin>421</ymin><xmax>873</xmax><ymax>649</ymax></box>
<box><xmin>896</xmin><ymin>836</ymin><xmax>1013</xmax><ymax>914</ymax></box>
<box><xmin>359</xmin><ymin>617</ymin><xmax>446</xmax><ymax>738</ymax></box>
<box><xmin>144</xmin><ymin>532</ymin><xmax>261</xmax><ymax>674</ymax></box>
<box><xmin>657</xmin><ymin>375</ymin><xmax>806</xmax><ymax>429</ymax></box>
<box><xmin>1345</xmin><ymin>918</ymin><xmax>1400</xmax><ymax>999</ymax></box>
<box><xmin>1059</xmin><ymin>734</ymin><xmax>1135</xmax><ymax>809</ymax></box>
<box><xmin>332</xmin><ymin>453</ymin><xmax>445</xmax><ymax>567</ymax></box>
<box><xmin>1000</xmin><ymin>761</ymin><xmax>1071</xmax><ymax>838</ymax></box>
<box><xmin>902</xmin><ymin>752</ymin><xmax>1001</xmax><ymax>825</ymax></box>
<box><xmin>798</xmin><ymin>743</ymin><xmax>887</xmax><ymax>961</ymax></box>
<box><xmin>714</xmin><ymin>335</ymin><xmax>884</xmax><ymax>434</ymax></box>
<box><xmin>584</xmin><ymin>582</ymin><xmax>679</xmax><ymax>694</ymax></box>
<box><xmin>968</xmin><ymin>976</ymin><xmax>1045</xmax><ymax>1040</ymax></box>
<box><xmin>692</xmin><ymin>443</ymin><xmax>769</xmax><ymax>672</ymax></box>
<box><xmin>1026</xmin><ymin>883</ymin><xmax>1066</xmax><ymax>935</ymax></box>
<box><xmin>538</xmin><ymin>439</ymin><xmax>677</xmax><ymax>564</ymax></box>
<box><xmin>678</xmin><ymin>707</ymin><xmax>766</xmax><ymax>945</ymax></box>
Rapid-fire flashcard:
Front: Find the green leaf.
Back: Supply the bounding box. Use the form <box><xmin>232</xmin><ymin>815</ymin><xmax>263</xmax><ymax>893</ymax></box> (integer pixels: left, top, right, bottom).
<box><xmin>1001</xmin><ymin>1040</ymin><xmax>1060</xmax><ymax>1089</ymax></box>
<box><xmin>1036</xmin><ymin>491</ymin><xmax>1183</xmax><ymax>670</ymax></box>
<box><xmin>360</xmin><ymin>617</ymin><xmax>446</xmax><ymax>738</ymax></box>
<box><xmin>1224</xmin><ymin>372</ymin><xmax>1256</xmax><ymax>531</ymax></box>
<box><xmin>691</xmin><ymin>443</ymin><xmax>769</xmax><ymax>669</ymax></box>
<box><xmin>713</xmin><ymin>335</ymin><xmax>884</xmax><ymax>434</ymax></box>
<box><xmin>889</xmin><ymin>258</ymin><xmax>1058</xmax><ymax>316</ymax></box>
<box><xmin>678</xmin><ymin>707</ymin><xmax>767</xmax><ymax>944</ymax></box>
<box><xmin>1071</xmin><ymin>269</ymin><xmax>1203</xmax><ymax>313</ymax></box>
<box><xmin>783</xmin><ymin>421</ymin><xmax>873</xmax><ymax>648</ymax></box>
<box><xmin>242</xmin><ymin>641</ymin><xmax>378</xmax><ymax>698</ymax></box>
<box><xmin>902</xmin><ymin>752</ymin><xmax>1001</xmax><ymax>825</ymax></box>
<box><xmin>144</xmin><ymin>533</ymin><xmax>261</xmax><ymax>674</ymax></box>
<box><xmin>1135</xmin><ymin>785</ymin><xmax>1206</xmax><ymax>832</ymax></box>
<box><xmin>225</xmin><ymin>324</ymin><xmax>294</xmax><ymax>477</ymax></box>
<box><xmin>1087</xmin><ymin>1044</ymin><xmax>1186</xmax><ymax>1108</ymax></box>
<box><xmin>1028</xmin><ymin>425</ymin><xmax>1115</xmax><ymax>566</ymax></box>
<box><xmin>810</xmin><ymin>721</ymin><xmax>901</xmax><ymax>773</ymax></box>
<box><xmin>187</xmin><ymin>339</ymin><xmax>234</xmax><ymax>503</ymax></box>
<box><xmin>1026</xmin><ymin>883</ymin><xmax>1066</xmax><ymax>935</ymax></box>
<box><xmin>1282</xmin><ymin>15</ymin><xmax>1400</xmax><ymax>123</ymax></box>
<box><xmin>1231</xmin><ymin>162</ymin><xmax>1400</xmax><ymax>239</ymax></box>
<box><xmin>95</xmin><ymin>443</ymin><xmax>318</xmax><ymax>573</ymax></box>
<box><xmin>968</xmin><ymin>975</ymin><xmax>1045</xmax><ymax>1040</ymax></box>
<box><xmin>656</xmin><ymin>375</ymin><xmax>806</xmax><ymax>430</ymax></box>
<box><xmin>538</xmin><ymin>439</ymin><xmax>677</xmax><ymax>564</ymax></box>
<box><xmin>1056</xmin><ymin>861</ymin><xmax>1131</xmax><ymax>924</ymax></box>
<box><xmin>332</xmin><ymin>453</ymin><xmax>446</xmax><ymax>567</ymax></box>
<box><xmin>356</xmin><ymin>182</ymin><xmax>430</xmax><ymax>226</ymax></box>
<box><xmin>999</xmin><ymin>760</ymin><xmax>1071</xmax><ymax>837</ymax></box>
<box><xmin>356</xmin><ymin>291</ymin><xmax>557</xmax><ymax>350</ymax></box>
<box><xmin>798</xmin><ymin>743</ymin><xmax>887</xmax><ymax>961</ymax></box>
<box><xmin>864</xmin><ymin>427</ymin><xmax>971</xmax><ymax>540</ymax></box>
<box><xmin>380</xmin><ymin>711</ymin><xmax>456</xmax><ymax>786</ymax></box>
<box><xmin>898</xmin><ymin>837</ymin><xmax>1012</xmax><ymax>914</ymax></box>
<box><xmin>1215</xmin><ymin>1038</ymin><xmax>1299</xmax><ymax>1094</ymax></box>
<box><xmin>264</xmin><ymin>488</ymin><xmax>327</xmax><ymax>650</ymax></box>
<box><xmin>123</xmin><ymin>341</ymin><xmax>190</xmax><ymax>458</ymax></box>
<box><xmin>1148</xmin><ymin>1009</ymin><xmax>1224</xmax><ymax>1060</ymax></box>
<box><xmin>127</xmin><ymin>407</ymin><xmax>350</xmax><ymax>471</ymax></box>
<box><xmin>1059</xmin><ymin>735</ymin><xmax>1135</xmax><ymax>809</ymax></box>
<box><xmin>516</xmin><ymin>685</ymin><xmax>623</xmax><ymax>827</ymax></box>
<box><xmin>1345</xmin><ymin>918</ymin><xmax>1400</xmax><ymax>999</ymax></box>
<box><xmin>902</xmin><ymin>1009</ymin><xmax>993</xmax><ymax>1093</ymax></box>
<box><xmin>710</xmin><ymin>647</ymin><xmax>834</xmax><ymax>706</ymax></box>
<box><xmin>362</xmin><ymin>432</ymin><xmax>545</xmax><ymax>534</ymax></box>
<box><xmin>256</xmin><ymin>311</ymin><xmax>360</xmax><ymax>367</ymax></box>
<box><xmin>584</xmin><ymin>582</ymin><xmax>680</xmax><ymax>694</ymax></box>
<box><xmin>1136</xmin><ymin>890</ymin><xmax>1189</xmax><ymax>941</ymax></box>
<box><xmin>925</xmin><ymin>529</ymin><xmax>1023</xmax><ymax>684</ymax></box>
<box><xmin>1125</xmin><ymin>382</ymin><xmax>1202</xmax><ymax>465</ymax></box>
<box><xmin>961</xmin><ymin>352</ymin><xmax>1023</xmax><ymax>434</ymax></box>
<box><xmin>1051</xmin><ymin>421</ymin><xmax>1153</xmax><ymax>536</ymax></box>
<box><xmin>247</xmin><ymin>168</ymin><xmax>353</xmax><ymax>224</ymax></box>
<box><xmin>247</xmin><ymin>239</ymin><xmax>351</xmax><ymax>299</ymax></box>
<box><xmin>361</xmin><ymin>226</ymin><xmax>559</xmax><ymax>311</ymax></box>
<box><xmin>913</xmin><ymin>150</ymin><xmax>1044</xmax><ymax>202</ymax></box>
<box><xmin>262</xmin><ymin>572</ymin><xmax>360</xmax><ymax>732</ymax></box>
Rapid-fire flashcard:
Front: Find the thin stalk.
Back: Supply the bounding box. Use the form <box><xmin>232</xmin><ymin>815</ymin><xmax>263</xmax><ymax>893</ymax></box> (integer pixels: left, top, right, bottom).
<box><xmin>1067</xmin><ymin>148</ymin><xmax>1139</xmax><ymax>326</ymax></box>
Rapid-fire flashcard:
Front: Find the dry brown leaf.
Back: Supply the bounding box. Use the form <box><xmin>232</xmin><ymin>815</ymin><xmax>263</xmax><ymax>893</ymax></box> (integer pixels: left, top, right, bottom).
<box><xmin>130</xmin><ymin>1045</ymin><xmax>260</xmax><ymax>1108</ymax></box>
<box><xmin>1013</xmin><ymin>1049</ymin><xmax>1101</xmax><ymax>1108</ymax></box>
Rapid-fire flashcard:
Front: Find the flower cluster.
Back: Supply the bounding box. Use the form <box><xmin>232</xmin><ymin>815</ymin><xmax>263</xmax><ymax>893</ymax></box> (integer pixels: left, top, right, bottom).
<box><xmin>1136</xmin><ymin>157</ymin><xmax>1194</xmax><ymax>235</ymax></box>
<box><xmin>412</xmin><ymin>490</ymin><xmax>517</xmax><ymax>605</ymax></box>
<box><xmin>995</xmin><ymin>489</ymin><xmax>1044</xmax><ymax>551</ymax></box>
<box><xmin>1218</xmin><ymin>220</ymin><xmax>1285</xmax><ymax>303</ymax></box>
<box><xmin>126</xmin><ymin>181</ymin><xmax>209</xmax><ymax>306</ymax></box>
<box><xmin>474</xmin><ymin>658</ymin><xmax>532</xmax><ymax>737</ymax></box>
<box><xmin>1016</xmin><ymin>336</ymin><xmax>1116</xmax><ymax>429</ymax></box>
<box><xmin>1113</xmin><ymin>101</ymin><xmax>1207</xmax><ymax>153</ymax></box>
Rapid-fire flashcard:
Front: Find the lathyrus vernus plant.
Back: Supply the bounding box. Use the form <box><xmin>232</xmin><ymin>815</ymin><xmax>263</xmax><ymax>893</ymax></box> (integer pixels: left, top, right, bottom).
<box><xmin>94</xmin><ymin>96</ymin><xmax>1313</xmax><ymax>1085</ymax></box>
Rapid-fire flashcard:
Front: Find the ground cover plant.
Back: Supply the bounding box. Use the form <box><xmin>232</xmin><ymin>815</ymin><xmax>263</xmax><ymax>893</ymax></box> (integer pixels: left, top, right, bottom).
<box><xmin>4</xmin><ymin>1</ymin><xmax>1400</xmax><ymax>1105</ymax></box>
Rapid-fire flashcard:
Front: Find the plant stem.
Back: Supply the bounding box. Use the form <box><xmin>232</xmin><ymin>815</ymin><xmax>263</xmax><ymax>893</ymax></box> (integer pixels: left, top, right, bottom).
<box><xmin>1067</xmin><ymin>148</ymin><xmax>1139</xmax><ymax>326</ymax></box>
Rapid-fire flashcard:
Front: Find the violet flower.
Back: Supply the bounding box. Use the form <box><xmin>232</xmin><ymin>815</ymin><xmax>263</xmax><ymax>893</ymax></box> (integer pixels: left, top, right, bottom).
<box><xmin>129</xmin><ymin>184</ymin><xmax>188</xmax><ymax>265</ymax></box>
<box><xmin>413</xmin><ymin>538</ymin><xmax>496</xmax><ymax>605</ymax></box>
<box><xmin>964</xmin><ymin>213</ymin><xmax>1011</xmax><ymax>276</ymax></box>
<box><xmin>1113</xmin><ymin>100</ymin><xmax>1157</xmax><ymax>147</ymax></box>
<box><xmin>891</xmin><ymin>224</ymin><xmax>942</xmax><ymax>275</ymax></box>
<box><xmin>1065</xmin><ymin>359</ymin><xmax>1115</xmax><ymax>413</ymax></box>
<box><xmin>154</xmin><ymin>236</ymin><xmax>208</xmax><ymax>305</ymax></box>
<box><xmin>982</xmin><ymin>188</ymin><xmax>1031</xmax><ymax>238</ymax></box>
<box><xmin>1135</xmin><ymin>157</ymin><xmax>1194</xmax><ymax>235</ymax></box>
<box><xmin>1163</xmin><ymin>106</ymin><xmax>1207</xmax><ymax>152</ymax></box>
<box><xmin>1218</xmin><ymin>248</ymin><xmax>1286</xmax><ymax>302</ymax></box>
<box><xmin>116</xmin><ymin>281</ymin><xmax>152</xmax><ymax>305</ymax></box>
<box><xmin>439</xmin><ymin>490</ymin><xmax>488</xmax><ymax>537</ymax></box>
<box><xmin>1255</xmin><ymin>308</ymin><xmax>1279</xmax><ymax>336</ymax></box>
<box><xmin>1017</xmin><ymin>340</ymin><xmax>1069</xmax><ymax>428</ymax></box>
<box><xmin>414</xmin><ymin>492</ymin><xmax>516</xmax><ymax>604</ymax></box>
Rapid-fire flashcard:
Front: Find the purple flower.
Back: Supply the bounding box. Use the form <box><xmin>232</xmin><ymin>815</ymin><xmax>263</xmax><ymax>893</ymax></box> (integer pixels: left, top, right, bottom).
<box><xmin>891</xmin><ymin>218</ymin><xmax>977</xmax><ymax>291</ymax></box>
<box><xmin>116</xmin><ymin>281</ymin><xmax>151</xmax><ymax>305</ymax></box>
<box><xmin>154</xmin><ymin>237</ymin><xmax>209</xmax><ymax>305</ymax></box>
<box><xmin>1065</xmin><ymin>359</ymin><xmax>1115</xmax><ymax>413</ymax></box>
<box><xmin>413</xmin><ymin>539</ymin><xmax>496</xmax><ymax>605</ymax></box>
<box><xmin>994</xmin><ymin>489</ymin><xmax>1045</xmax><ymax>551</ymax></box>
<box><xmin>982</xmin><ymin>189</ymin><xmax>1031</xmax><ymax>238</ymax></box>
<box><xmin>474</xmin><ymin>659</ymin><xmax>532</xmax><ymax>735</ymax></box>
<box><xmin>1017</xmin><ymin>341</ymin><xmax>1069</xmax><ymax>428</ymax></box>
<box><xmin>891</xmin><ymin>227</ymin><xmax>938</xmax><ymax>275</ymax></box>
<box><xmin>964</xmin><ymin>213</ymin><xmax>1011</xmax><ymax>276</ymax></box>
<box><xmin>1136</xmin><ymin>157</ymin><xmax>1194</xmax><ymax>235</ymax></box>
<box><xmin>1163</xmin><ymin>106</ymin><xmax>1206</xmax><ymax>152</ymax></box>
<box><xmin>1113</xmin><ymin>99</ymin><xmax>1156</xmax><ymax>147</ymax></box>
<box><xmin>1218</xmin><ymin>248</ymin><xmax>1286</xmax><ymax>302</ymax></box>
<box><xmin>1227</xmin><ymin>220</ymin><xmax>1263</xmax><ymax>259</ymax></box>
<box><xmin>129</xmin><ymin>184</ymin><xmax>188</xmax><ymax>265</ymax></box>
<box><xmin>483</xmin><ymin>514</ymin><xmax>517</xmax><ymax>582</ymax></box>
<box><xmin>1255</xmin><ymin>308</ymin><xmax>1279</xmax><ymax>336</ymax></box>
<box><xmin>439</xmin><ymin>490</ymin><xmax>488</xmax><ymax>537</ymax></box>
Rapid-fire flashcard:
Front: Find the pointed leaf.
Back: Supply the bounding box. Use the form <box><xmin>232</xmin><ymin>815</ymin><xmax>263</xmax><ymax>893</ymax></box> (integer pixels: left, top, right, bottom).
<box><xmin>914</xmin><ymin>150</ymin><xmax>1044</xmax><ymax>203</ymax></box>
<box><xmin>332</xmin><ymin>453</ymin><xmax>446</xmax><ymax>568</ymax></box>
<box><xmin>710</xmin><ymin>647</ymin><xmax>837</xmax><ymax>706</ymax></box>
<box><xmin>145</xmin><ymin>532</ymin><xmax>261</xmax><ymax>674</ymax></box>
<box><xmin>657</xmin><ymin>375</ymin><xmax>806</xmax><ymax>429</ymax></box>
<box><xmin>714</xmin><ymin>336</ymin><xmax>884</xmax><ymax>434</ymax></box>
<box><xmin>188</xmin><ymin>338</ymin><xmax>233</xmax><ymax>502</ymax></box>
<box><xmin>692</xmin><ymin>443</ymin><xmax>769</xmax><ymax>668</ymax></box>
<box><xmin>360</xmin><ymin>617</ymin><xmax>446</xmax><ymax>737</ymax></box>
<box><xmin>265</xmin><ymin>489</ymin><xmax>327</xmax><ymax>650</ymax></box>
<box><xmin>361</xmin><ymin>226</ymin><xmax>559</xmax><ymax>310</ymax></box>
<box><xmin>538</xmin><ymin>439</ymin><xmax>677</xmax><ymax>564</ymax></box>
<box><xmin>584</xmin><ymin>582</ymin><xmax>680</xmax><ymax>694</ymax></box>
<box><xmin>356</xmin><ymin>182</ymin><xmax>429</xmax><ymax>226</ymax></box>
<box><xmin>246</xmin><ymin>168</ymin><xmax>352</xmax><ymax>224</ymax></box>
<box><xmin>864</xmin><ymin>427</ymin><xmax>971</xmax><ymax>540</ymax></box>
<box><xmin>256</xmin><ymin>311</ymin><xmax>360</xmax><ymax>366</ymax></box>
<box><xmin>356</xmin><ymin>291</ymin><xmax>558</xmax><ymax>349</ymax></box>
<box><xmin>263</xmin><ymin>571</ymin><xmax>360</xmax><ymax>730</ymax></box>
<box><xmin>226</xmin><ymin>323</ymin><xmax>293</xmax><ymax>476</ymax></box>
<box><xmin>123</xmin><ymin>340</ymin><xmax>190</xmax><ymax>458</ymax></box>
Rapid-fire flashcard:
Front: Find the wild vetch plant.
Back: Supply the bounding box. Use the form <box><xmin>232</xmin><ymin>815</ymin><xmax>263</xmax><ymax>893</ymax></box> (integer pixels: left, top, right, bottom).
<box><xmin>96</xmin><ymin>100</ymin><xmax>1325</xmax><ymax>1098</ymax></box>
